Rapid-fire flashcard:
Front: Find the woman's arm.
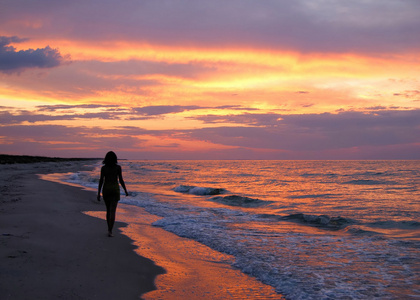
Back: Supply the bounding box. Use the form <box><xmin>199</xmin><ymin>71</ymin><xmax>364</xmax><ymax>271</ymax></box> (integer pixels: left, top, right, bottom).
<box><xmin>118</xmin><ymin>165</ymin><xmax>129</xmax><ymax>196</ymax></box>
<box><xmin>97</xmin><ymin>167</ymin><xmax>104</xmax><ymax>201</ymax></box>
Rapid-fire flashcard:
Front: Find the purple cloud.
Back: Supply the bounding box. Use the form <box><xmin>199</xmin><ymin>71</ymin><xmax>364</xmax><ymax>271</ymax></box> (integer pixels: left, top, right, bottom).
<box><xmin>0</xmin><ymin>109</ymin><xmax>121</xmax><ymax>125</ymax></box>
<box><xmin>130</xmin><ymin>105</ymin><xmax>259</xmax><ymax>116</ymax></box>
<box><xmin>132</xmin><ymin>105</ymin><xmax>203</xmax><ymax>116</ymax></box>
<box><xmin>187</xmin><ymin>110</ymin><xmax>420</xmax><ymax>152</ymax></box>
<box><xmin>393</xmin><ymin>90</ymin><xmax>420</xmax><ymax>99</ymax></box>
<box><xmin>192</xmin><ymin>113</ymin><xmax>281</xmax><ymax>126</ymax></box>
<box><xmin>1</xmin><ymin>108</ymin><xmax>419</xmax><ymax>159</ymax></box>
<box><xmin>1</xmin><ymin>102</ymin><xmax>418</xmax><ymax>159</ymax></box>
<box><xmin>0</xmin><ymin>105</ymin><xmax>263</xmax><ymax>126</ymax></box>
<box><xmin>0</xmin><ymin>36</ymin><xmax>66</xmax><ymax>73</ymax></box>
<box><xmin>36</xmin><ymin>104</ymin><xmax>119</xmax><ymax>112</ymax></box>
<box><xmin>1</xmin><ymin>1</ymin><xmax>419</xmax><ymax>54</ymax></box>
<box><xmin>0</xmin><ymin>124</ymin><xmax>142</xmax><ymax>151</ymax></box>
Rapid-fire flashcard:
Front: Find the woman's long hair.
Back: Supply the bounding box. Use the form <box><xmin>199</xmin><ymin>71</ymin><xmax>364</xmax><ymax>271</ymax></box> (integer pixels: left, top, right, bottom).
<box><xmin>103</xmin><ymin>151</ymin><xmax>118</xmax><ymax>165</ymax></box>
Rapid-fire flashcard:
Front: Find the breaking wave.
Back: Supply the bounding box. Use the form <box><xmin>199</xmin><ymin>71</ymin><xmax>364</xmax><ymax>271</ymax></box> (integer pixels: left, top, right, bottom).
<box><xmin>209</xmin><ymin>195</ymin><xmax>273</xmax><ymax>207</ymax></box>
<box><xmin>174</xmin><ymin>185</ymin><xmax>226</xmax><ymax>195</ymax></box>
<box><xmin>368</xmin><ymin>220</ymin><xmax>420</xmax><ymax>229</ymax></box>
<box><xmin>280</xmin><ymin>213</ymin><xmax>354</xmax><ymax>229</ymax></box>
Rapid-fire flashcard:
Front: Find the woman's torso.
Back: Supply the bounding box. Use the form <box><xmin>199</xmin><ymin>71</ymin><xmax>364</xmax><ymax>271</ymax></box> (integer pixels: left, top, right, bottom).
<box><xmin>102</xmin><ymin>164</ymin><xmax>120</xmax><ymax>186</ymax></box>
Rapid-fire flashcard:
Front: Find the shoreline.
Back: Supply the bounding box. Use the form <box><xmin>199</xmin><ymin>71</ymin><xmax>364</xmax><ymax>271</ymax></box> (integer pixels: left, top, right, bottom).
<box><xmin>86</xmin><ymin>205</ymin><xmax>283</xmax><ymax>299</ymax></box>
<box><xmin>0</xmin><ymin>161</ymin><xmax>164</xmax><ymax>299</ymax></box>
<box><xmin>1</xmin><ymin>161</ymin><xmax>284</xmax><ymax>299</ymax></box>
<box><xmin>0</xmin><ymin>154</ymin><xmax>101</xmax><ymax>165</ymax></box>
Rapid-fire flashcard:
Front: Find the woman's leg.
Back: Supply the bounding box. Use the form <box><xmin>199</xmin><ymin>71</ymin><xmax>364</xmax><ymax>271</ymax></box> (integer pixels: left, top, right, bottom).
<box><xmin>104</xmin><ymin>197</ymin><xmax>118</xmax><ymax>236</ymax></box>
<box><xmin>108</xmin><ymin>200</ymin><xmax>118</xmax><ymax>235</ymax></box>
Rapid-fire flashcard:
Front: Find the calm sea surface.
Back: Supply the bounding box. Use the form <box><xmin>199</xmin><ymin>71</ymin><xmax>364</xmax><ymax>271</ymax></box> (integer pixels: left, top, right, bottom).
<box><xmin>61</xmin><ymin>160</ymin><xmax>419</xmax><ymax>299</ymax></box>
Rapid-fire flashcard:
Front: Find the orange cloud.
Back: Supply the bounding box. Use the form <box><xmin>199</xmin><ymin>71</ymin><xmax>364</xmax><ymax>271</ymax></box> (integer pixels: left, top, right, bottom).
<box><xmin>3</xmin><ymin>37</ymin><xmax>420</xmax><ymax>116</ymax></box>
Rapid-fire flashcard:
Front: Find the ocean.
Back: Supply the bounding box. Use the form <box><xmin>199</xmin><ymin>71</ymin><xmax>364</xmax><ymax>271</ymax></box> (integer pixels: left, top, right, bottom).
<box><xmin>53</xmin><ymin>160</ymin><xmax>419</xmax><ymax>299</ymax></box>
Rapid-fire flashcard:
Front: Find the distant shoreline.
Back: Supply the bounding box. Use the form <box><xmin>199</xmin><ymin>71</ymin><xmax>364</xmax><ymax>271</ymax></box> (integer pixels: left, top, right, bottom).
<box><xmin>0</xmin><ymin>154</ymin><xmax>100</xmax><ymax>164</ymax></box>
<box><xmin>1</xmin><ymin>155</ymin><xmax>416</xmax><ymax>164</ymax></box>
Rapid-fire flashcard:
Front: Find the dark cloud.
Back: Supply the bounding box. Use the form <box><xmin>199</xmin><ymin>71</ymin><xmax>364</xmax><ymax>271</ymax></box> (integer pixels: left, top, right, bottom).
<box><xmin>4</xmin><ymin>107</ymin><xmax>418</xmax><ymax>153</ymax></box>
<box><xmin>364</xmin><ymin>106</ymin><xmax>389</xmax><ymax>111</ymax></box>
<box><xmin>0</xmin><ymin>36</ymin><xmax>66</xmax><ymax>73</ymax></box>
<box><xmin>193</xmin><ymin>109</ymin><xmax>420</xmax><ymax>132</ymax></box>
<box><xmin>131</xmin><ymin>105</ymin><xmax>260</xmax><ymax>116</ymax></box>
<box><xmin>280</xmin><ymin>110</ymin><xmax>420</xmax><ymax>131</ymax></box>
<box><xmin>1</xmin><ymin>105</ymin><xmax>262</xmax><ymax>125</ymax></box>
<box><xmin>0</xmin><ymin>36</ymin><xmax>28</xmax><ymax>46</ymax></box>
<box><xmin>192</xmin><ymin>113</ymin><xmax>281</xmax><ymax>126</ymax></box>
<box><xmin>0</xmin><ymin>124</ymin><xmax>142</xmax><ymax>152</ymax></box>
<box><xmin>214</xmin><ymin>105</ymin><xmax>260</xmax><ymax>111</ymax></box>
<box><xmin>1</xmin><ymin>109</ymin><xmax>418</xmax><ymax>159</ymax></box>
<box><xmin>0</xmin><ymin>124</ymin><xmax>86</xmax><ymax>140</ymax></box>
<box><xmin>36</xmin><ymin>104</ymin><xmax>119</xmax><ymax>112</ymax></box>
<box><xmin>393</xmin><ymin>90</ymin><xmax>420</xmax><ymax>99</ymax></box>
<box><xmin>187</xmin><ymin>110</ymin><xmax>420</xmax><ymax>151</ymax></box>
<box><xmin>2</xmin><ymin>1</ymin><xmax>419</xmax><ymax>53</ymax></box>
<box><xmin>0</xmin><ymin>109</ymin><xmax>121</xmax><ymax>125</ymax></box>
<box><xmin>132</xmin><ymin>105</ymin><xmax>202</xmax><ymax>116</ymax></box>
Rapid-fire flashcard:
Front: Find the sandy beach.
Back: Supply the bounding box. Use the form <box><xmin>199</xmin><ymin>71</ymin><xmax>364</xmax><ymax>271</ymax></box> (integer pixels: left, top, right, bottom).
<box><xmin>1</xmin><ymin>160</ymin><xmax>282</xmax><ymax>299</ymax></box>
<box><xmin>0</xmin><ymin>161</ymin><xmax>164</xmax><ymax>299</ymax></box>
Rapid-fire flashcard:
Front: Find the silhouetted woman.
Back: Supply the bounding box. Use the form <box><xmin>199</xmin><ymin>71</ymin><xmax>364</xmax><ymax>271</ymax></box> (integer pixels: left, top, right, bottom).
<box><xmin>97</xmin><ymin>151</ymin><xmax>128</xmax><ymax>237</ymax></box>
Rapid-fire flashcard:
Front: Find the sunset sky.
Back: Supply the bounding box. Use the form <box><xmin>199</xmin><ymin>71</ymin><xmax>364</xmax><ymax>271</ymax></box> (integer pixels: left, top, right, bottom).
<box><xmin>1</xmin><ymin>0</ymin><xmax>419</xmax><ymax>159</ymax></box>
